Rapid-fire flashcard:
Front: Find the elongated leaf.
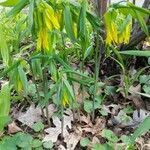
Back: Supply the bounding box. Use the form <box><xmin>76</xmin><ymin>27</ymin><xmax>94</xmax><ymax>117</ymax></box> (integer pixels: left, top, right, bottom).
<box><xmin>130</xmin><ymin>116</ymin><xmax>150</xmax><ymax>144</ymax></box>
<box><xmin>119</xmin><ymin>15</ymin><xmax>132</xmax><ymax>33</ymax></box>
<box><xmin>64</xmin><ymin>5</ymin><xmax>75</xmax><ymax>41</ymax></box>
<box><xmin>31</xmin><ymin>59</ymin><xmax>42</xmax><ymax>79</ymax></box>
<box><xmin>0</xmin><ymin>25</ymin><xmax>9</xmax><ymax>67</ymax></box>
<box><xmin>0</xmin><ymin>60</ymin><xmax>22</xmax><ymax>79</ymax></box>
<box><xmin>84</xmin><ymin>45</ymin><xmax>93</xmax><ymax>60</ymax></box>
<box><xmin>18</xmin><ymin>65</ymin><xmax>28</xmax><ymax>95</ymax></box>
<box><xmin>28</xmin><ymin>0</ymin><xmax>34</xmax><ymax>31</ymax></box>
<box><xmin>70</xmin><ymin>1</ymin><xmax>101</xmax><ymax>29</ymax></box>
<box><xmin>114</xmin><ymin>4</ymin><xmax>150</xmax><ymax>16</ymax></box>
<box><xmin>78</xmin><ymin>0</ymin><xmax>87</xmax><ymax>38</ymax></box>
<box><xmin>128</xmin><ymin>2</ymin><xmax>150</xmax><ymax>16</ymax></box>
<box><xmin>63</xmin><ymin>78</ymin><xmax>75</xmax><ymax>100</ymax></box>
<box><xmin>7</xmin><ymin>0</ymin><xmax>29</xmax><ymax>17</ymax></box>
<box><xmin>0</xmin><ymin>83</ymin><xmax>11</xmax><ymax>132</ymax></box>
<box><xmin>133</xmin><ymin>9</ymin><xmax>149</xmax><ymax>35</ymax></box>
<box><xmin>136</xmin><ymin>92</ymin><xmax>150</xmax><ymax>98</ymax></box>
<box><xmin>120</xmin><ymin>50</ymin><xmax>150</xmax><ymax>57</ymax></box>
<box><xmin>0</xmin><ymin>83</ymin><xmax>11</xmax><ymax>116</ymax></box>
<box><xmin>0</xmin><ymin>0</ymin><xmax>19</xmax><ymax>7</ymax></box>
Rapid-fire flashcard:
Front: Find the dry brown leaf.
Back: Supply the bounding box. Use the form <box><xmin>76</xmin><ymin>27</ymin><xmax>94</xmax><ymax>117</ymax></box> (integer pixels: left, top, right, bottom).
<box><xmin>18</xmin><ymin>105</ymin><xmax>42</xmax><ymax>127</ymax></box>
<box><xmin>129</xmin><ymin>84</ymin><xmax>145</xmax><ymax>109</ymax></box>
<box><xmin>64</xmin><ymin>127</ymin><xmax>82</xmax><ymax>150</ymax></box>
<box><xmin>80</xmin><ymin>114</ymin><xmax>92</xmax><ymax>126</ymax></box>
<box><xmin>8</xmin><ymin>122</ymin><xmax>22</xmax><ymax>134</ymax></box>
<box><xmin>17</xmin><ymin>104</ymin><xmax>56</xmax><ymax>128</ymax></box>
<box><xmin>102</xmin><ymin>104</ymin><xmax>121</xmax><ymax>116</ymax></box>
<box><xmin>82</xmin><ymin>117</ymin><xmax>106</xmax><ymax>135</ymax></box>
<box><xmin>73</xmin><ymin>83</ymin><xmax>89</xmax><ymax>103</ymax></box>
<box><xmin>43</xmin><ymin>110</ymin><xmax>73</xmax><ymax>143</ymax></box>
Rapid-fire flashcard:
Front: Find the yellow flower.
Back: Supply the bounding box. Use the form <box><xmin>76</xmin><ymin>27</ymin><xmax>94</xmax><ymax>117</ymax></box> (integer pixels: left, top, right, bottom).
<box><xmin>62</xmin><ymin>91</ymin><xmax>69</xmax><ymax>106</ymax></box>
<box><xmin>37</xmin><ymin>28</ymin><xmax>49</xmax><ymax>51</ymax></box>
<box><xmin>104</xmin><ymin>10</ymin><xmax>132</xmax><ymax>46</ymax></box>
<box><xmin>36</xmin><ymin>1</ymin><xmax>60</xmax><ymax>52</ymax></box>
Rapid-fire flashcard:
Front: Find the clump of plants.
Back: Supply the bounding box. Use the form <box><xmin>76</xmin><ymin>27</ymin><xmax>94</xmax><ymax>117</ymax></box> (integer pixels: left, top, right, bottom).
<box><xmin>0</xmin><ymin>0</ymin><xmax>150</xmax><ymax>149</ymax></box>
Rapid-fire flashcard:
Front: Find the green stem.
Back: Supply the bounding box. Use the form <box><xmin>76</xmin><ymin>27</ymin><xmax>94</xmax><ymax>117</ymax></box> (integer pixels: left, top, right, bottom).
<box><xmin>61</xmin><ymin>105</ymin><xmax>64</xmax><ymax>139</ymax></box>
<box><xmin>92</xmin><ymin>33</ymin><xmax>101</xmax><ymax>122</ymax></box>
<box><xmin>42</xmin><ymin>56</ymin><xmax>50</xmax><ymax>127</ymax></box>
<box><xmin>29</xmin><ymin>61</ymin><xmax>45</xmax><ymax>122</ymax></box>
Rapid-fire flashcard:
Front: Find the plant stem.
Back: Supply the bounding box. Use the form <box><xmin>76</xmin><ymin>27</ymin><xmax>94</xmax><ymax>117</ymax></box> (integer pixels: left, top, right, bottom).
<box><xmin>42</xmin><ymin>57</ymin><xmax>50</xmax><ymax>127</ymax></box>
<box><xmin>29</xmin><ymin>61</ymin><xmax>45</xmax><ymax>122</ymax></box>
<box><xmin>61</xmin><ymin>105</ymin><xmax>64</xmax><ymax>139</ymax></box>
<box><xmin>92</xmin><ymin>33</ymin><xmax>101</xmax><ymax>122</ymax></box>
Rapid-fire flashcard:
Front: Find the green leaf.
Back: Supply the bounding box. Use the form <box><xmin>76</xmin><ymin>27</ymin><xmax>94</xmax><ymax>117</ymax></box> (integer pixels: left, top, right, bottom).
<box><xmin>119</xmin><ymin>15</ymin><xmax>132</xmax><ymax>34</ymax></box>
<box><xmin>0</xmin><ymin>0</ymin><xmax>19</xmax><ymax>7</ymax></box>
<box><xmin>143</xmin><ymin>85</ymin><xmax>150</xmax><ymax>95</ymax></box>
<box><xmin>0</xmin><ymin>83</ymin><xmax>11</xmax><ymax>131</ymax></box>
<box><xmin>31</xmin><ymin>59</ymin><xmax>42</xmax><ymax>79</ymax></box>
<box><xmin>83</xmin><ymin>99</ymin><xmax>100</xmax><ymax>113</ymax></box>
<box><xmin>130</xmin><ymin>116</ymin><xmax>150</xmax><ymax>144</ymax></box>
<box><xmin>139</xmin><ymin>75</ymin><xmax>150</xmax><ymax>84</ymax></box>
<box><xmin>114</xmin><ymin>3</ymin><xmax>150</xmax><ymax>16</ymax></box>
<box><xmin>32</xmin><ymin>122</ymin><xmax>44</xmax><ymax>132</ymax></box>
<box><xmin>83</xmin><ymin>100</ymin><xmax>93</xmax><ymax>113</ymax></box>
<box><xmin>120</xmin><ymin>135</ymin><xmax>131</xmax><ymax>145</ymax></box>
<box><xmin>0</xmin><ymin>116</ymin><xmax>11</xmax><ymax>132</ymax></box>
<box><xmin>64</xmin><ymin>5</ymin><xmax>75</xmax><ymax>41</ymax></box>
<box><xmin>128</xmin><ymin>2</ymin><xmax>150</xmax><ymax>16</ymax></box>
<box><xmin>31</xmin><ymin>139</ymin><xmax>42</xmax><ymax>148</ymax></box>
<box><xmin>16</xmin><ymin>133</ymin><xmax>33</xmax><ymax>148</ymax></box>
<box><xmin>0</xmin><ymin>83</ymin><xmax>11</xmax><ymax>116</ymax></box>
<box><xmin>92</xmin><ymin>143</ymin><xmax>113</xmax><ymax>150</ymax></box>
<box><xmin>84</xmin><ymin>45</ymin><xmax>93</xmax><ymax>60</ymax></box>
<box><xmin>0</xmin><ymin>60</ymin><xmax>22</xmax><ymax>79</ymax></box>
<box><xmin>86</xmin><ymin>11</ymin><xmax>101</xmax><ymax>29</ymax></box>
<box><xmin>63</xmin><ymin>78</ymin><xmax>75</xmax><ymax>100</ymax></box>
<box><xmin>77</xmin><ymin>0</ymin><xmax>87</xmax><ymax>38</ymax></box>
<box><xmin>80</xmin><ymin>137</ymin><xmax>90</xmax><ymax>147</ymax></box>
<box><xmin>0</xmin><ymin>25</ymin><xmax>9</xmax><ymax>67</ymax></box>
<box><xmin>43</xmin><ymin>141</ymin><xmax>53</xmax><ymax>149</ymax></box>
<box><xmin>120</xmin><ymin>50</ymin><xmax>150</xmax><ymax>57</ymax></box>
<box><xmin>0</xmin><ymin>135</ymin><xmax>17</xmax><ymax>150</ymax></box>
<box><xmin>28</xmin><ymin>0</ymin><xmax>34</xmax><ymax>31</ymax></box>
<box><xmin>18</xmin><ymin>65</ymin><xmax>28</xmax><ymax>95</ymax></box>
<box><xmin>102</xmin><ymin>129</ymin><xmax>119</xmax><ymax>143</ymax></box>
<box><xmin>133</xmin><ymin>9</ymin><xmax>149</xmax><ymax>35</ymax></box>
<box><xmin>7</xmin><ymin>0</ymin><xmax>29</xmax><ymax>17</ymax></box>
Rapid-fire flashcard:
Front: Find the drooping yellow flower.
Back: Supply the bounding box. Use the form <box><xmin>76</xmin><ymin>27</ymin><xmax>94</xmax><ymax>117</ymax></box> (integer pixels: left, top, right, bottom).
<box><xmin>36</xmin><ymin>1</ymin><xmax>60</xmax><ymax>52</ymax></box>
<box><xmin>124</xmin><ymin>23</ymin><xmax>132</xmax><ymax>44</ymax></box>
<box><xmin>104</xmin><ymin>9</ymin><xmax>132</xmax><ymax>46</ymax></box>
<box><xmin>45</xmin><ymin>8</ymin><xmax>60</xmax><ymax>30</ymax></box>
<box><xmin>37</xmin><ymin>28</ymin><xmax>49</xmax><ymax>51</ymax></box>
<box><xmin>62</xmin><ymin>90</ymin><xmax>69</xmax><ymax>106</ymax></box>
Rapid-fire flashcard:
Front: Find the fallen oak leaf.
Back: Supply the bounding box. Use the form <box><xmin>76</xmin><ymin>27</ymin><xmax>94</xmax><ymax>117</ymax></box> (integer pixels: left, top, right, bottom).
<box><xmin>64</xmin><ymin>127</ymin><xmax>82</xmax><ymax>150</ymax></box>
<box><xmin>43</xmin><ymin>111</ymin><xmax>73</xmax><ymax>143</ymax></box>
<box><xmin>82</xmin><ymin>117</ymin><xmax>106</xmax><ymax>135</ymax></box>
<box><xmin>17</xmin><ymin>104</ymin><xmax>42</xmax><ymax>128</ymax></box>
<box><xmin>17</xmin><ymin>104</ymin><xmax>56</xmax><ymax>128</ymax></box>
